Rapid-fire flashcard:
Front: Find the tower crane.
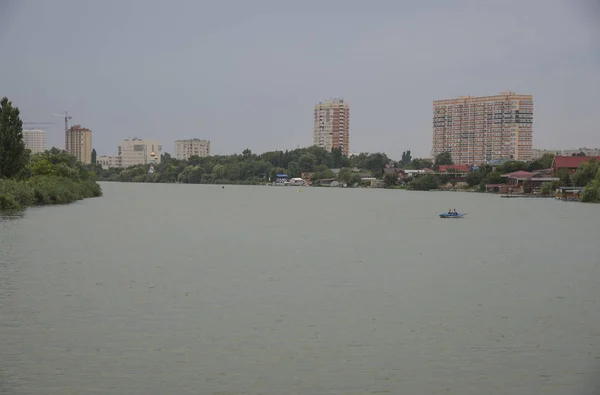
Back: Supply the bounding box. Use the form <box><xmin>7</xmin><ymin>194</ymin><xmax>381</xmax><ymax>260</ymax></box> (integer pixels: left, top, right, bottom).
<box><xmin>23</xmin><ymin>121</ymin><xmax>55</xmax><ymax>127</ymax></box>
<box><xmin>53</xmin><ymin>111</ymin><xmax>72</xmax><ymax>150</ymax></box>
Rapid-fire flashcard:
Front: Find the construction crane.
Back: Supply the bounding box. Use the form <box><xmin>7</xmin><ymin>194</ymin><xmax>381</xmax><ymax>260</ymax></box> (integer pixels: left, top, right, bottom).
<box><xmin>23</xmin><ymin>121</ymin><xmax>55</xmax><ymax>127</ymax></box>
<box><xmin>53</xmin><ymin>111</ymin><xmax>72</xmax><ymax>150</ymax></box>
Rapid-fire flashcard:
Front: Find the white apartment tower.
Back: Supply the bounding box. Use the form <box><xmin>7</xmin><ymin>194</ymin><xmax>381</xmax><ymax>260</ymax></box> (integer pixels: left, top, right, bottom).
<box><xmin>22</xmin><ymin>129</ymin><xmax>47</xmax><ymax>154</ymax></box>
<box><xmin>175</xmin><ymin>139</ymin><xmax>211</xmax><ymax>160</ymax></box>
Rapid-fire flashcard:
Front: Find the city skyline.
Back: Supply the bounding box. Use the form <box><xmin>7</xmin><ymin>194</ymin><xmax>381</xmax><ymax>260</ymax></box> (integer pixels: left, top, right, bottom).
<box><xmin>1</xmin><ymin>0</ymin><xmax>598</xmax><ymax>158</ymax></box>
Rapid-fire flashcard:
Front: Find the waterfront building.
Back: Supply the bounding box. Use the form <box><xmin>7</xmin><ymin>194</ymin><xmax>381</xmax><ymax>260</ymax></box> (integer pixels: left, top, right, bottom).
<box><xmin>118</xmin><ymin>138</ymin><xmax>162</xmax><ymax>167</ymax></box>
<box><xmin>66</xmin><ymin>125</ymin><xmax>93</xmax><ymax>164</ymax></box>
<box><xmin>314</xmin><ymin>98</ymin><xmax>350</xmax><ymax>157</ymax></box>
<box><xmin>175</xmin><ymin>138</ymin><xmax>211</xmax><ymax>160</ymax></box>
<box><xmin>432</xmin><ymin>92</ymin><xmax>533</xmax><ymax>165</ymax></box>
<box><xmin>551</xmin><ymin>155</ymin><xmax>600</xmax><ymax>175</ymax></box>
<box><xmin>22</xmin><ymin>129</ymin><xmax>46</xmax><ymax>154</ymax></box>
<box><xmin>97</xmin><ymin>155</ymin><xmax>122</xmax><ymax>170</ymax></box>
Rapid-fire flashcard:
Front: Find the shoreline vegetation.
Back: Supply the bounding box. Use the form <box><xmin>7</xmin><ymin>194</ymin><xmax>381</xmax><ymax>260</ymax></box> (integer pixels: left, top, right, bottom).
<box><xmin>0</xmin><ymin>97</ymin><xmax>102</xmax><ymax>211</ymax></box>
<box><xmin>2</xmin><ymin>94</ymin><xmax>597</xmax><ymax>206</ymax></box>
<box><xmin>95</xmin><ymin>147</ymin><xmax>600</xmax><ymax>202</ymax></box>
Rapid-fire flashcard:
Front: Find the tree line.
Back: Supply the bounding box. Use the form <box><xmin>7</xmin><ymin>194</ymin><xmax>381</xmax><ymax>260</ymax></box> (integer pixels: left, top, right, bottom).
<box><xmin>0</xmin><ymin>97</ymin><xmax>102</xmax><ymax>210</ymax></box>
<box><xmin>95</xmin><ymin>147</ymin><xmax>432</xmax><ymax>186</ymax></box>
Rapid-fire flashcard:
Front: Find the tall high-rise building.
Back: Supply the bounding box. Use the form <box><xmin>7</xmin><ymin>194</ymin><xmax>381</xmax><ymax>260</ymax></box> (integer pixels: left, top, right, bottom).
<box><xmin>118</xmin><ymin>138</ymin><xmax>162</xmax><ymax>167</ymax></box>
<box><xmin>432</xmin><ymin>92</ymin><xmax>533</xmax><ymax>165</ymax></box>
<box><xmin>313</xmin><ymin>98</ymin><xmax>350</xmax><ymax>157</ymax></box>
<box><xmin>66</xmin><ymin>125</ymin><xmax>93</xmax><ymax>164</ymax></box>
<box><xmin>175</xmin><ymin>138</ymin><xmax>211</xmax><ymax>160</ymax></box>
<box><xmin>22</xmin><ymin>129</ymin><xmax>47</xmax><ymax>154</ymax></box>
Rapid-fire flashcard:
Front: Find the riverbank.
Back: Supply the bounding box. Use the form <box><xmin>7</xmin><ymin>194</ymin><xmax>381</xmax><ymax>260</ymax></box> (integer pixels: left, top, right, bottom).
<box><xmin>0</xmin><ymin>176</ymin><xmax>102</xmax><ymax>210</ymax></box>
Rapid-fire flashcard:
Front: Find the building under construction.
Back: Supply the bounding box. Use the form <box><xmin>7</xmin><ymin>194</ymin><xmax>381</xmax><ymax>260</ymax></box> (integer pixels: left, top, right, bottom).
<box><xmin>66</xmin><ymin>125</ymin><xmax>93</xmax><ymax>164</ymax></box>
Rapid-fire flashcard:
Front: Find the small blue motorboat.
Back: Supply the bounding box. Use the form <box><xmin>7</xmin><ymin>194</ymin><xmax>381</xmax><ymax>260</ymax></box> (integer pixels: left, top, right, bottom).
<box><xmin>439</xmin><ymin>211</ymin><xmax>466</xmax><ymax>218</ymax></box>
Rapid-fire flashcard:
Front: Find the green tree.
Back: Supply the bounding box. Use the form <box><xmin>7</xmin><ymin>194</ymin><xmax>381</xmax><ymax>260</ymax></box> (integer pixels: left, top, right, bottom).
<box><xmin>483</xmin><ymin>171</ymin><xmax>503</xmax><ymax>185</ymax></box>
<box><xmin>581</xmin><ymin>178</ymin><xmax>600</xmax><ymax>202</ymax></box>
<box><xmin>212</xmin><ymin>164</ymin><xmax>226</xmax><ymax>180</ymax></box>
<box><xmin>383</xmin><ymin>171</ymin><xmax>399</xmax><ymax>188</ymax></box>
<box><xmin>287</xmin><ymin>161</ymin><xmax>301</xmax><ymax>178</ymax></box>
<box><xmin>91</xmin><ymin>149</ymin><xmax>97</xmax><ymax>165</ymax></box>
<box><xmin>298</xmin><ymin>154</ymin><xmax>317</xmax><ymax>172</ymax></box>
<box><xmin>43</xmin><ymin>147</ymin><xmax>78</xmax><ymax>167</ymax></box>
<box><xmin>31</xmin><ymin>159</ymin><xmax>56</xmax><ymax>176</ymax></box>
<box><xmin>528</xmin><ymin>153</ymin><xmax>554</xmax><ymax>171</ymax></box>
<box><xmin>498</xmin><ymin>161</ymin><xmax>528</xmax><ymax>174</ymax></box>
<box><xmin>466</xmin><ymin>170</ymin><xmax>484</xmax><ymax>187</ymax></box>
<box><xmin>572</xmin><ymin>159</ymin><xmax>599</xmax><ymax>187</ymax></box>
<box><xmin>0</xmin><ymin>97</ymin><xmax>26</xmax><ymax>179</ymax></box>
<box><xmin>337</xmin><ymin>167</ymin><xmax>352</xmax><ymax>184</ymax></box>
<box><xmin>434</xmin><ymin>152</ymin><xmax>453</xmax><ymax>167</ymax></box>
<box><xmin>310</xmin><ymin>169</ymin><xmax>335</xmax><ymax>182</ymax></box>
<box><xmin>178</xmin><ymin>165</ymin><xmax>203</xmax><ymax>183</ymax></box>
<box><xmin>161</xmin><ymin>152</ymin><xmax>172</xmax><ymax>162</ymax></box>
<box><xmin>409</xmin><ymin>158</ymin><xmax>433</xmax><ymax>170</ymax></box>
<box><xmin>331</xmin><ymin>147</ymin><xmax>343</xmax><ymax>168</ymax></box>
<box><xmin>347</xmin><ymin>173</ymin><xmax>362</xmax><ymax>187</ymax></box>
<box><xmin>401</xmin><ymin>150</ymin><xmax>412</xmax><ymax>165</ymax></box>
<box><xmin>242</xmin><ymin>149</ymin><xmax>253</xmax><ymax>161</ymax></box>
<box><xmin>55</xmin><ymin>162</ymin><xmax>80</xmax><ymax>180</ymax></box>
<box><xmin>409</xmin><ymin>174</ymin><xmax>439</xmax><ymax>191</ymax></box>
<box><xmin>557</xmin><ymin>168</ymin><xmax>571</xmax><ymax>186</ymax></box>
<box><xmin>225</xmin><ymin>163</ymin><xmax>241</xmax><ymax>180</ymax></box>
<box><xmin>540</xmin><ymin>182</ymin><xmax>554</xmax><ymax>196</ymax></box>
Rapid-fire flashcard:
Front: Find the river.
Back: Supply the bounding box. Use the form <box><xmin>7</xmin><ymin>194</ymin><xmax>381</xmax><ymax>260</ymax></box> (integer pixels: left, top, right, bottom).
<box><xmin>1</xmin><ymin>182</ymin><xmax>599</xmax><ymax>394</ymax></box>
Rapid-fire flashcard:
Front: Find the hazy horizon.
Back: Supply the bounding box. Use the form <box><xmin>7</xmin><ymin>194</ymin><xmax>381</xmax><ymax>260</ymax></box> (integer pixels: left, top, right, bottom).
<box><xmin>1</xmin><ymin>0</ymin><xmax>599</xmax><ymax>160</ymax></box>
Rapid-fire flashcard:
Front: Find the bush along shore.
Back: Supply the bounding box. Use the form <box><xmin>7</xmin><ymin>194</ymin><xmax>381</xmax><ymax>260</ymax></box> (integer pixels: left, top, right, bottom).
<box><xmin>0</xmin><ymin>97</ymin><xmax>102</xmax><ymax>210</ymax></box>
<box><xmin>0</xmin><ymin>173</ymin><xmax>102</xmax><ymax>210</ymax></box>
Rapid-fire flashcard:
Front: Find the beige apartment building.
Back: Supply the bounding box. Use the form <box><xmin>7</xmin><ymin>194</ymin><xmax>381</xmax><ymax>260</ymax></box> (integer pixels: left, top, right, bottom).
<box><xmin>175</xmin><ymin>138</ymin><xmax>211</xmax><ymax>160</ymax></box>
<box><xmin>22</xmin><ymin>129</ymin><xmax>47</xmax><ymax>154</ymax></box>
<box><xmin>432</xmin><ymin>92</ymin><xmax>533</xmax><ymax>165</ymax></box>
<box><xmin>314</xmin><ymin>98</ymin><xmax>350</xmax><ymax>158</ymax></box>
<box><xmin>118</xmin><ymin>138</ymin><xmax>162</xmax><ymax>167</ymax></box>
<box><xmin>66</xmin><ymin>125</ymin><xmax>93</xmax><ymax>164</ymax></box>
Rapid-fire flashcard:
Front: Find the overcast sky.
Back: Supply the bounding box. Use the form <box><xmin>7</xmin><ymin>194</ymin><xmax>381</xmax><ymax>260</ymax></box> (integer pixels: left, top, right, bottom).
<box><xmin>1</xmin><ymin>0</ymin><xmax>599</xmax><ymax>159</ymax></box>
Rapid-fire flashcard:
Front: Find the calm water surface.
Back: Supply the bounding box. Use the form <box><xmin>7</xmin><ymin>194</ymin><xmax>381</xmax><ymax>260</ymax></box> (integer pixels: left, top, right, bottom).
<box><xmin>1</xmin><ymin>182</ymin><xmax>600</xmax><ymax>394</ymax></box>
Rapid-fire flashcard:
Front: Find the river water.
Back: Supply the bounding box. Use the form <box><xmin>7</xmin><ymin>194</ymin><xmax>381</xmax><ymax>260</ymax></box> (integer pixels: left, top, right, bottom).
<box><xmin>1</xmin><ymin>182</ymin><xmax>599</xmax><ymax>394</ymax></box>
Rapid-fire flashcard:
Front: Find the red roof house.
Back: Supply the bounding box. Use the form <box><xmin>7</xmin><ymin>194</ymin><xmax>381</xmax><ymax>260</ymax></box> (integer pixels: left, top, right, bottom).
<box><xmin>551</xmin><ymin>156</ymin><xmax>600</xmax><ymax>175</ymax></box>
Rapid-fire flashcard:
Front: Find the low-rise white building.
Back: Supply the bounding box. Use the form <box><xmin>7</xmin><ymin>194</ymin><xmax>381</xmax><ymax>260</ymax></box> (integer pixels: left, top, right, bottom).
<box><xmin>175</xmin><ymin>138</ymin><xmax>210</xmax><ymax>160</ymax></box>
<box><xmin>23</xmin><ymin>129</ymin><xmax>47</xmax><ymax>154</ymax></box>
